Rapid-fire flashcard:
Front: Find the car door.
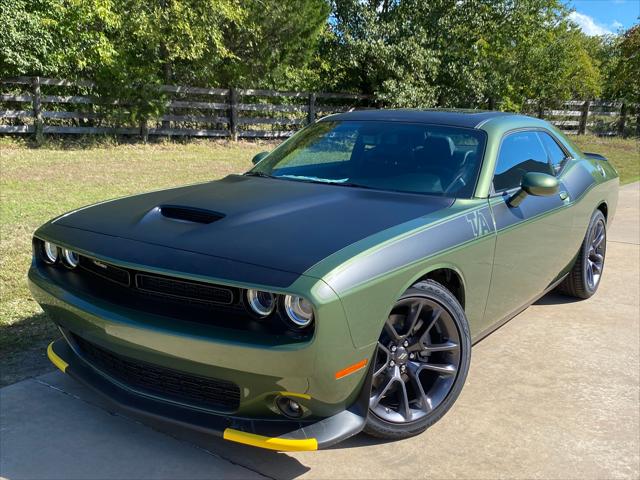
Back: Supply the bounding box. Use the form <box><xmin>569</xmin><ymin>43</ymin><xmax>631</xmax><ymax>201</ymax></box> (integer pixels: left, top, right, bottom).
<box><xmin>482</xmin><ymin>129</ymin><xmax>575</xmax><ymax>329</ymax></box>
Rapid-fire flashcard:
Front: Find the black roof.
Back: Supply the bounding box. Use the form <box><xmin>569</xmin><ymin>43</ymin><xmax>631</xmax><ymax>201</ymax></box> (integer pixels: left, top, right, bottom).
<box><xmin>320</xmin><ymin>108</ymin><xmax>516</xmax><ymax>128</ymax></box>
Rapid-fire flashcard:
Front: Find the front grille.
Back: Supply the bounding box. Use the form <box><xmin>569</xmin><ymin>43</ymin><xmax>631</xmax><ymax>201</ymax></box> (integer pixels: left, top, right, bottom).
<box><xmin>35</xmin><ymin>241</ymin><xmax>313</xmax><ymax>340</ymax></box>
<box><xmin>77</xmin><ymin>255</ymin><xmax>237</xmax><ymax>306</ymax></box>
<box><xmin>135</xmin><ymin>273</ymin><xmax>234</xmax><ymax>305</ymax></box>
<box><xmin>79</xmin><ymin>256</ymin><xmax>130</xmax><ymax>286</ymax></box>
<box><xmin>72</xmin><ymin>334</ymin><xmax>241</xmax><ymax>412</ymax></box>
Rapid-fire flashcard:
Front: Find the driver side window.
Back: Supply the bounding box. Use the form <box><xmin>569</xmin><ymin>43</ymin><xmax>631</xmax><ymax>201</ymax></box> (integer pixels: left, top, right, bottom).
<box><xmin>493</xmin><ymin>131</ymin><xmax>553</xmax><ymax>192</ymax></box>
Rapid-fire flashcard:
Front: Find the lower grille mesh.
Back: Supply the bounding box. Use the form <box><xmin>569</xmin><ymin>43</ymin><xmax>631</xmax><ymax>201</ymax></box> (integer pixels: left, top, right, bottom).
<box><xmin>72</xmin><ymin>334</ymin><xmax>240</xmax><ymax>412</ymax></box>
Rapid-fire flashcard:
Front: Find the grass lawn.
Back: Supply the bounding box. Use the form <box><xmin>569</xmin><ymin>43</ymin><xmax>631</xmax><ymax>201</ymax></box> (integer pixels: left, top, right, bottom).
<box><xmin>573</xmin><ymin>135</ymin><xmax>640</xmax><ymax>184</ymax></box>
<box><xmin>0</xmin><ymin>138</ymin><xmax>271</xmax><ymax>386</ymax></box>
<box><xmin>0</xmin><ymin>134</ymin><xmax>638</xmax><ymax>386</ymax></box>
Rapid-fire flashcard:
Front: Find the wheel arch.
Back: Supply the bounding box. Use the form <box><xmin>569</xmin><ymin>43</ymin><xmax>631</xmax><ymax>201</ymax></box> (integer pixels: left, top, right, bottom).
<box><xmin>596</xmin><ymin>201</ymin><xmax>608</xmax><ymax>220</ymax></box>
<box><xmin>405</xmin><ymin>264</ymin><xmax>467</xmax><ymax>309</ymax></box>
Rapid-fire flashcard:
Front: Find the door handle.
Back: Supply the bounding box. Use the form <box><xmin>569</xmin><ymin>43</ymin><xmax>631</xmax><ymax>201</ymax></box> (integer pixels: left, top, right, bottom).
<box><xmin>559</xmin><ymin>191</ymin><xmax>570</xmax><ymax>201</ymax></box>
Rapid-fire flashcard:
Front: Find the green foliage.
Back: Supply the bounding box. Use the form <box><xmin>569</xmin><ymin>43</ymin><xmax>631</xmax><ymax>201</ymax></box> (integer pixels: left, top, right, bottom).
<box><xmin>608</xmin><ymin>25</ymin><xmax>640</xmax><ymax>104</ymax></box>
<box><xmin>0</xmin><ymin>0</ymin><xmax>637</xmax><ymax>114</ymax></box>
<box><xmin>0</xmin><ymin>0</ymin><xmax>65</xmax><ymax>76</ymax></box>
<box><xmin>214</xmin><ymin>0</ymin><xmax>330</xmax><ymax>89</ymax></box>
<box><xmin>323</xmin><ymin>0</ymin><xmax>608</xmax><ymax>109</ymax></box>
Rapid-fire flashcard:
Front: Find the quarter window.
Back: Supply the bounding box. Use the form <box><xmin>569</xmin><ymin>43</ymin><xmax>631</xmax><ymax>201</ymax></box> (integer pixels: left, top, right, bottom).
<box><xmin>538</xmin><ymin>131</ymin><xmax>568</xmax><ymax>174</ymax></box>
<box><xmin>493</xmin><ymin>131</ymin><xmax>553</xmax><ymax>192</ymax></box>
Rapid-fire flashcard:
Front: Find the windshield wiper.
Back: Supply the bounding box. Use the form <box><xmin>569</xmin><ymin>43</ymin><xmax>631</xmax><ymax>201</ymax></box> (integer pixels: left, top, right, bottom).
<box><xmin>278</xmin><ymin>174</ymin><xmax>378</xmax><ymax>190</ymax></box>
<box><xmin>244</xmin><ymin>171</ymin><xmax>274</xmax><ymax>178</ymax></box>
<box><xmin>246</xmin><ymin>172</ymin><xmax>376</xmax><ymax>190</ymax></box>
<box><xmin>277</xmin><ymin>174</ymin><xmax>349</xmax><ymax>184</ymax></box>
<box><xmin>328</xmin><ymin>181</ymin><xmax>376</xmax><ymax>190</ymax></box>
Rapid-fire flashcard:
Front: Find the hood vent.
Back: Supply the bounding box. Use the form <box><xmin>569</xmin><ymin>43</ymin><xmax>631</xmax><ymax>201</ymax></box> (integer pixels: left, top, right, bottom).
<box><xmin>159</xmin><ymin>205</ymin><xmax>224</xmax><ymax>224</ymax></box>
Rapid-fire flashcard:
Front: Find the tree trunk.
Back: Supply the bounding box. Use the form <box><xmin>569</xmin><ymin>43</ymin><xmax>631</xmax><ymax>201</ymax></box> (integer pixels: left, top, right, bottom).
<box><xmin>161</xmin><ymin>43</ymin><xmax>171</xmax><ymax>130</ymax></box>
<box><xmin>578</xmin><ymin>100</ymin><xmax>591</xmax><ymax>135</ymax></box>
<box><xmin>617</xmin><ymin>103</ymin><xmax>627</xmax><ymax>137</ymax></box>
<box><xmin>307</xmin><ymin>93</ymin><xmax>316</xmax><ymax>125</ymax></box>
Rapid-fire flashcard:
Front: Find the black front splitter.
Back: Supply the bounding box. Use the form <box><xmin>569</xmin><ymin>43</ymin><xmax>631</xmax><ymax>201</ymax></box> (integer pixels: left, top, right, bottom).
<box><xmin>47</xmin><ymin>337</ymin><xmax>370</xmax><ymax>451</ymax></box>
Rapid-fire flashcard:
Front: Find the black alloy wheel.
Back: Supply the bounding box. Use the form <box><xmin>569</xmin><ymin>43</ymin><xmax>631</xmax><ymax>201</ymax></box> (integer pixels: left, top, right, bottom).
<box><xmin>365</xmin><ymin>279</ymin><xmax>471</xmax><ymax>439</ymax></box>
<box><xmin>558</xmin><ymin>209</ymin><xmax>607</xmax><ymax>299</ymax></box>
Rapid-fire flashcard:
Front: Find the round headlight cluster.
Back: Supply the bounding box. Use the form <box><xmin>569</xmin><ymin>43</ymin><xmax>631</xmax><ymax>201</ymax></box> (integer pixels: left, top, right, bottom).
<box><xmin>40</xmin><ymin>241</ymin><xmax>79</xmax><ymax>269</ymax></box>
<box><xmin>42</xmin><ymin>241</ymin><xmax>59</xmax><ymax>264</ymax></box>
<box><xmin>246</xmin><ymin>289</ymin><xmax>276</xmax><ymax>317</ymax></box>
<box><xmin>284</xmin><ymin>295</ymin><xmax>314</xmax><ymax>328</ymax></box>
<box><xmin>244</xmin><ymin>289</ymin><xmax>314</xmax><ymax>329</ymax></box>
<box><xmin>61</xmin><ymin>248</ymin><xmax>80</xmax><ymax>268</ymax></box>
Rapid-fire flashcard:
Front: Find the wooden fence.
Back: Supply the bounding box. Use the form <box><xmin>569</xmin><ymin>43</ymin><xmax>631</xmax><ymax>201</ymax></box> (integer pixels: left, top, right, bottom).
<box><xmin>523</xmin><ymin>99</ymin><xmax>638</xmax><ymax>137</ymax></box>
<box><xmin>0</xmin><ymin>77</ymin><xmax>371</xmax><ymax>141</ymax></box>
<box><xmin>0</xmin><ymin>76</ymin><xmax>637</xmax><ymax>141</ymax></box>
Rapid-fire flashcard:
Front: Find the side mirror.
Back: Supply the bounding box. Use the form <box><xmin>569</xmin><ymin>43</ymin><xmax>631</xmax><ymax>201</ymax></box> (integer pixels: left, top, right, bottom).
<box><xmin>252</xmin><ymin>151</ymin><xmax>270</xmax><ymax>165</ymax></box>
<box><xmin>508</xmin><ymin>172</ymin><xmax>559</xmax><ymax>208</ymax></box>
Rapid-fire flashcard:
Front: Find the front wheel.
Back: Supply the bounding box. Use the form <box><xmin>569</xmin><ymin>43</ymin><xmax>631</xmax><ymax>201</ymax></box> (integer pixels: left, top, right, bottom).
<box><xmin>364</xmin><ymin>279</ymin><xmax>471</xmax><ymax>439</ymax></box>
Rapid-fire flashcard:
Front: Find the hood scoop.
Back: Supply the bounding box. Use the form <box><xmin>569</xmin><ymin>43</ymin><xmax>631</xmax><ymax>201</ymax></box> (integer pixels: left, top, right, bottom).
<box><xmin>159</xmin><ymin>205</ymin><xmax>224</xmax><ymax>224</ymax></box>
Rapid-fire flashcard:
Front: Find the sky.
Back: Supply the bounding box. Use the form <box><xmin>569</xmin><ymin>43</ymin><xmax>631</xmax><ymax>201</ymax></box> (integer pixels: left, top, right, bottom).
<box><xmin>565</xmin><ymin>0</ymin><xmax>639</xmax><ymax>36</ymax></box>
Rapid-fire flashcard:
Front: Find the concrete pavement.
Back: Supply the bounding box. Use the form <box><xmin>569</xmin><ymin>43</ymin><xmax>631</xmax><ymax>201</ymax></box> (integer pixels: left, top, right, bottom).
<box><xmin>2</xmin><ymin>183</ymin><xmax>638</xmax><ymax>480</ymax></box>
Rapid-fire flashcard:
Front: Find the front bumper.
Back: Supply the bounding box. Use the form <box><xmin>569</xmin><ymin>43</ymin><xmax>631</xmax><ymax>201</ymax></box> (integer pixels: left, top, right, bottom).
<box><xmin>47</xmin><ymin>337</ymin><xmax>370</xmax><ymax>451</ymax></box>
<box><xmin>29</xmin><ymin>250</ymin><xmax>374</xmax><ymax>450</ymax></box>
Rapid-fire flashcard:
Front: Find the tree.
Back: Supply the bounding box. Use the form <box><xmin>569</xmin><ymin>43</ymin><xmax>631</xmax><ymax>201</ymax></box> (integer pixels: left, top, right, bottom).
<box><xmin>1</xmin><ymin>0</ymin><xmax>636</xmax><ymax>121</ymax></box>
<box><xmin>0</xmin><ymin>0</ymin><xmax>66</xmax><ymax>77</ymax></box>
<box><xmin>213</xmin><ymin>0</ymin><xmax>330</xmax><ymax>89</ymax></box>
<box><xmin>608</xmin><ymin>25</ymin><xmax>640</xmax><ymax>104</ymax></box>
<box><xmin>321</xmin><ymin>0</ymin><xmax>602</xmax><ymax>109</ymax></box>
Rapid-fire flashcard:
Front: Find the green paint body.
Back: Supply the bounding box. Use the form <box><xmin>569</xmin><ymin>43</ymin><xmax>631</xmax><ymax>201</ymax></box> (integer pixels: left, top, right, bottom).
<box><xmin>29</xmin><ymin>114</ymin><xmax>619</xmax><ymax>424</ymax></box>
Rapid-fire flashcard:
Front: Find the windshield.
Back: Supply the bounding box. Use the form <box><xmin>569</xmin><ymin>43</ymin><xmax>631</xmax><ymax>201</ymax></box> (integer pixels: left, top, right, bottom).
<box><xmin>250</xmin><ymin>121</ymin><xmax>487</xmax><ymax>197</ymax></box>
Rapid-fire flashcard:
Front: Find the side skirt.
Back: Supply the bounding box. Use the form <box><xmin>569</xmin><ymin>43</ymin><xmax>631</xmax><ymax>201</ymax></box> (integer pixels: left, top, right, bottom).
<box><xmin>472</xmin><ymin>273</ymin><xmax>569</xmax><ymax>345</ymax></box>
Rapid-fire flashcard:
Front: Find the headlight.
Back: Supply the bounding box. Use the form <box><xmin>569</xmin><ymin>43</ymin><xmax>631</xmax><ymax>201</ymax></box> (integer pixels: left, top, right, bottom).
<box><xmin>283</xmin><ymin>295</ymin><xmax>314</xmax><ymax>328</ymax></box>
<box><xmin>246</xmin><ymin>289</ymin><xmax>276</xmax><ymax>317</ymax></box>
<box><xmin>61</xmin><ymin>248</ymin><xmax>80</xmax><ymax>268</ymax></box>
<box><xmin>42</xmin><ymin>241</ymin><xmax>59</xmax><ymax>264</ymax></box>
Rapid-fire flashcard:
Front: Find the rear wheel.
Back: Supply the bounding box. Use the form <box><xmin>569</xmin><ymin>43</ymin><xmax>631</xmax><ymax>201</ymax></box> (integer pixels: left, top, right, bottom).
<box><xmin>558</xmin><ymin>209</ymin><xmax>606</xmax><ymax>299</ymax></box>
<box><xmin>364</xmin><ymin>279</ymin><xmax>471</xmax><ymax>439</ymax></box>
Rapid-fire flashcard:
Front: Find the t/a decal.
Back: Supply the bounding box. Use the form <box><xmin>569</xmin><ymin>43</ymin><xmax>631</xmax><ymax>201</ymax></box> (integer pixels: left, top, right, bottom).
<box><xmin>465</xmin><ymin>211</ymin><xmax>493</xmax><ymax>238</ymax></box>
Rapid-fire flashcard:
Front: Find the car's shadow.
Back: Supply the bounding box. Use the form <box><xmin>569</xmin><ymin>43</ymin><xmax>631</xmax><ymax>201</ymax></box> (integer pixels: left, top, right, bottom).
<box><xmin>534</xmin><ymin>291</ymin><xmax>582</xmax><ymax>306</ymax></box>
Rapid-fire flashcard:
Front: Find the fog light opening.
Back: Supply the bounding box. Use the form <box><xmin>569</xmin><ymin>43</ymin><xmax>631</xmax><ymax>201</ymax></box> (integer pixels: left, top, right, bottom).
<box><xmin>276</xmin><ymin>396</ymin><xmax>304</xmax><ymax>419</ymax></box>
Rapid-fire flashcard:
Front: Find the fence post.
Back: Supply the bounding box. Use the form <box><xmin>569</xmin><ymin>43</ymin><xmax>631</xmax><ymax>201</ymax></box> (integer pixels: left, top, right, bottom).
<box><xmin>617</xmin><ymin>103</ymin><xmax>627</xmax><ymax>137</ymax></box>
<box><xmin>578</xmin><ymin>100</ymin><xmax>590</xmax><ymax>135</ymax></box>
<box><xmin>307</xmin><ymin>93</ymin><xmax>316</xmax><ymax>124</ymax></box>
<box><xmin>536</xmin><ymin>101</ymin><xmax>544</xmax><ymax>119</ymax></box>
<box><xmin>32</xmin><ymin>76</ymin><xmax>44</xmax><ymax>145</ymax></box>
<box><xmin>140</xmin><ymin>119</ymin><xmax>148</xmax><ymax>143</ymax></box>
<box><xmin>229</xmin><ymin>88</ymin><xmax>238</xmax><ymax>141</ymax></box>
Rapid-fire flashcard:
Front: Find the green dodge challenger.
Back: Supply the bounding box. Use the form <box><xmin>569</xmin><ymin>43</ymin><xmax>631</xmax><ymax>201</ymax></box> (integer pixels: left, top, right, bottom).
<box><xmin>29</xmin><ymin>110</ymin><xmax>619</xmax><ymax>451</ymax></box>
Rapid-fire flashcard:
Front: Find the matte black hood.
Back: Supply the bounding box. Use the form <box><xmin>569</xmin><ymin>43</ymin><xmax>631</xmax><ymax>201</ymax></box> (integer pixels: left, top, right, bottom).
<box><xmin>54</xmin><ymin>175</ymin><xmax>453</xmax><ymax>274</ymax></box>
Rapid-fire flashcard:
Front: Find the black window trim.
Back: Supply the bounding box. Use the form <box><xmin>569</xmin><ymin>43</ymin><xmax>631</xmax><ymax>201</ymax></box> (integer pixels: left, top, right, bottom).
<box><xmin>537</xmin><ymin>129</ymin><xmax>573</xmax><ymax>176</ymax></box>
<box><xmin>490</xmin><ymin>127</ymin><xmax>573</xmax><ymax>197</ymax></box>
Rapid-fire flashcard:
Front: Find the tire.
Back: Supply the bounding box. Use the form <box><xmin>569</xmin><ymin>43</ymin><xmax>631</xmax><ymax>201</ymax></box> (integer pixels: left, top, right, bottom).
<box><xmin>557</xmin><ymin>209</ymin><xmax>607</xmax><ymax>299</ymax></box>
<box><xmin>364</xmin><ymin>279</ymin><xmax>471</xmax><ymax>439</ymax></box>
